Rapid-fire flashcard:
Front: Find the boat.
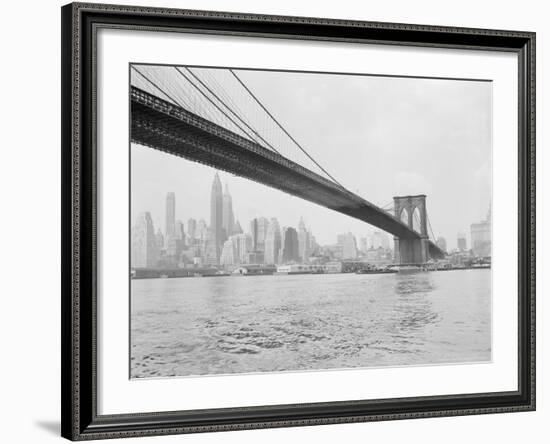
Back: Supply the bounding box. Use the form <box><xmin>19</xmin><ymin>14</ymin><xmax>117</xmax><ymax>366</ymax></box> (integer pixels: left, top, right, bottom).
<box><xmin>355</xmin><ymin>268</ymin><xmax>397</xmax><ymax>275</ymax></box>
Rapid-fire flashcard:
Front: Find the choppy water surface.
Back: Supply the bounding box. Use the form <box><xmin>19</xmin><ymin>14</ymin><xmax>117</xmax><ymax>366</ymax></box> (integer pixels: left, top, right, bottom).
<box><xmin>130</xmin><ymin>270</ymin><xmax>491</xmax><ymax>378</ymax></box>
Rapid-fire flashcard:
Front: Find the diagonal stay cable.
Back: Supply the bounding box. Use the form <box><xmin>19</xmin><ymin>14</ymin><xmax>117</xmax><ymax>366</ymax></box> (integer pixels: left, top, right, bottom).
<box><xmin>185</xmin><ymin>67</ymin><xmax>281</xmax><ymax>155</ymax></box>
<box><xmin>427</xmin><ymin>214</ymin><xmax>437</xmax><ymax>243</ymax></box>
<box><xmin>174</xmin><ymin>67</ymin><xmax>271</xmax><ymax>149</ymax></box>
<box><xmin>132</xmin><ymin>66</ymin><xmax>221</xmax><ymax>139</ymax></box>
<box><xmin>131</xmin><ymin>65</ymin><xmax>186</xmax><ymax>108</ymax></box>
<box><xmin>229</xmin><ymin>69</ymin><xmax>345</xmax><ymax>189</ymax></box>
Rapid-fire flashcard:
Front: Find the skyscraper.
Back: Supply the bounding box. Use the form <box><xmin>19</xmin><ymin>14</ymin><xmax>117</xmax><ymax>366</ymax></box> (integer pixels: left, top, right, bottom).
<box><xmin>220</xmin><ymin>237</ymin><xmax>239</xmax><ymax>267</ymax></box>
<box><xmin>222</xmin><ymin>183</ymin><xmax>234</xmax><ymax>241</ymax></box>
<box><xmin>471</xmin><ymin>204</ymin><xmax>491</xmax><ymax>257</ymax></box>
<box><xmin>165</xmin><ymin>192</ymin><xmax>176</xmax><ymax>241</ymax></box>
<box><xmin>131</xmin><ymin>212</ymin><xmax>159</xmax><ymax>268</ymax></box>
<box><xmin>280</xmin><ymin>227</ymin><xmax>299</xmax><ymax>263</ymax></box>
<box><xmin>264</xmin><ymin>218</ymin><xmax>281</xmax><ymax>265</ymax></box>
<box><xmin>297</xmin><ymin>217</ymin><xmax>310</xmax><ymax>262</ymax></box>
<box><xmin>175</xmin><ymin>220</ymin><xmax>185</xmax><ymax>243</ymax></box>
<box><xmin>457</xmin><ymin>233</ymin><xmax>467</xmax><ymax>252</ymax></box>
<box><xmin>236</xmin><ymin>233</ymin><xmax>252</xmax><ymax>264</ymax></box>
<box><xmin>249</xmin><ymin>217</ymin><xmax>269</xmax><ymax>252</ymax></box>
<box><xmin>210</xmin><ymin>173</ymin><xmax>223</xmax><ymax>263</ymax></box>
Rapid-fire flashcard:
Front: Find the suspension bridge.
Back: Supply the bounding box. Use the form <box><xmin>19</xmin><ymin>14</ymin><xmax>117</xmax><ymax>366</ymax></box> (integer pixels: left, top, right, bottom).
<box><xmin>130</xmin><ymin>65</ymin><xmax>445</xmax><ymax>265</ymax></box>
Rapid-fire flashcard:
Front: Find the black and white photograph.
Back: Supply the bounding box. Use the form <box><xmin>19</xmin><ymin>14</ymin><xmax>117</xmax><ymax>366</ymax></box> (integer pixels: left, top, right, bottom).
<box><xmin>130</xmin><ymin>64</ymin><xmax>492</xmax><ymax>379</ymax></box>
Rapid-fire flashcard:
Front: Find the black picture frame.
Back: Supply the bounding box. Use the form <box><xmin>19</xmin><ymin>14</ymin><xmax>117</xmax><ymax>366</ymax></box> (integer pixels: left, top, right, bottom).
<box><xmin>61</xmin><ymin>2</ymin><xmax>536</xmax><ymax>440</ymax></box>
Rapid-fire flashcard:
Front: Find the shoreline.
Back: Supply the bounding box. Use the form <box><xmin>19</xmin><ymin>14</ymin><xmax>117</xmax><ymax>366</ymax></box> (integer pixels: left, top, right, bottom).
<box><xmin>131</xmin><ymin>266</ymin><xmax>491</xmax><ymax>280</ymax></box>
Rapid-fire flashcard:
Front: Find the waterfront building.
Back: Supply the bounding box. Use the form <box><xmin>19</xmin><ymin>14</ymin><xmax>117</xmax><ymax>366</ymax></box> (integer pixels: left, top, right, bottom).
<box><xmin>222</xmin><ymin>183</ymin><xmax>234</xmax><ymax>242</ymax></box>
<box><xmin>457</xmin><ymin>232</ymin><xmax>467</xmax><ymax>252</ymax></box>
<box><xmin>338</xmin><ymin>232</ymin><xmax>358</xmax><ymax>259</ymax></box>
<box><xmin>178</xmin><ymin>248</ymin><xmax>195</xmax><ymax>266</ymax></box>
<box><xmin>280</xmin><ymin>227</ymin><xmax>299</xmax><ymax>263</ymax></box>
<box><xmin>246</xmin><ymin>250</ymin><xmax>264</xmax><ymax>264</ymax></box>
<box><xmin>436</xmin><ymin>236</ymin><xmax>447</xmax><ymax>253</ymax></box>
<box><xmin>264</xmin><ymin>218</ymin><xmax>281</xmax><ymax>265</ymax></box>
<box><xmin>322</xmin><ymin>243</ymin><xmax>343</xmax><ymax>260</ymax></box>
<box><xmin>165</xmin><ymin>192</ymin><xmax>176</xmax><ymax>243</ymax></box>
<box><xmin>471</xmin><ymin>204</ymin><xmax>492</xmax><ymax>257</ymax></box>
<box><xmin>210</xmin><ymin>173</ymin><xmax>223</xmax><ymax>263</ymax></box>
<box><xmin>131</xmin><ymin>212</ymin><xmax>159</xmax><ymax>268</ymax></box>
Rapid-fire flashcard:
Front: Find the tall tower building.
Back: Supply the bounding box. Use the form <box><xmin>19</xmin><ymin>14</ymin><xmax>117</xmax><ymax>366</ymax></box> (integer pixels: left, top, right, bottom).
<box><xmin>457</xmin><ymin>232</ymin><xmax>467</xmax><ymax>252</ymax></box>
<box><xmin>197</xmin><ymin>219</ymin><xmax>208</xmax><ymax>241</ymax></box>
<box><xmin>222</xmin><ymin>183</ymin><xmax>234</xmax><ymax>241</ymax></box>
<box><xmin>280</xmin><ymin>227</ymin><xmax>299</xmax><ymax>263</ymax></box>
<box><xmin>236</xmin><ymin>233</ymin><xmax>252</xmax><ymax>264</ymax></box>
<box><xmin>210</xmin><ymin>173</ymin><xmax>223</xmax><ymax>263</ymax></box>
<box><xmin>165</xmin><ymin>192</ymin><xmax>176</xmax><ymax>241</ymax></box>
<box><xmin>175</xmin><ymin>220</ymin><xmax>185</xmax><ymax>242</ymax></box>
<box><xmin>297</xmin><ymin>217</ymin><xmax>310</xmax><ymax>262</ymax></box>
<box><xmin>220</xmin><ymin>238</ymin><xmax>238</xmax><ymax>267</ymax></box>
<box><xmin>471</xmin><ymin>203</ymin><xmax>492</xmax><ymax>257</ymax></box>
<box><xmin>264</xmin><ymin>218</ymin><xmax>282</xmax><ymax>265</ymax></box>
<box><xmin>131</xmin><ymin>212</ymin><xmax>159</xmax><ymax>268</ymax></box>
<box><xmin>250</xmin><ymin>217</ymin><xmax>269</xmax><ymax>252</ymax></box>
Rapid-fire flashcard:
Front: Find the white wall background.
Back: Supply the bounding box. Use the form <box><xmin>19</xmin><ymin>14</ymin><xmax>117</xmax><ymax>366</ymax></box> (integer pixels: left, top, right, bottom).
<box><xmin>0</xmin><ymin>0</ymin><xmax>546</xmax><ymax>443</ymax></box>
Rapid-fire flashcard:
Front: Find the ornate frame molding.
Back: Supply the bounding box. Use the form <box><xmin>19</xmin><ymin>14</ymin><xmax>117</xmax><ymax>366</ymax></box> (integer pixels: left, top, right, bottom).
<box><xmin>61</xmin><ymin>3</ymin><xmax>535</xmax><ymax>440</ymax></box>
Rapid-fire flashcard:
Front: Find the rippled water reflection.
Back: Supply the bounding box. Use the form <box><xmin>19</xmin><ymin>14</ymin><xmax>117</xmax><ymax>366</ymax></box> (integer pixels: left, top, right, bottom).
<box><xmin>130</xmin><ymin>269</ymin><xmax>491</xmax><ymax>378</ymax></box>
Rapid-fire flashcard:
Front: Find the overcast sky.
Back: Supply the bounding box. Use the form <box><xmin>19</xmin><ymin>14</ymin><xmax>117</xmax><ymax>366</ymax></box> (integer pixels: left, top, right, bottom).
<box><xmin>131</xmin><ymin>67</ymin><xmax>492</xmax><ymax>249</ymax></box>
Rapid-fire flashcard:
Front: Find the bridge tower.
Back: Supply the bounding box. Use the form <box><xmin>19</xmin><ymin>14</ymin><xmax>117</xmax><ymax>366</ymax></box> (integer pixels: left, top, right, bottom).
<box><xmin>393</xmin><ymin>195</ymin><xmax>430</xmax><ymax>265</ymax></box>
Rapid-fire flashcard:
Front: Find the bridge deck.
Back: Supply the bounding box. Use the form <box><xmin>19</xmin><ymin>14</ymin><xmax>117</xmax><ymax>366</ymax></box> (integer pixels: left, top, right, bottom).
<box><xmin>130</xmin><ymin>86</ymin><xmax>444</xmax><ymax>257</ymax></box>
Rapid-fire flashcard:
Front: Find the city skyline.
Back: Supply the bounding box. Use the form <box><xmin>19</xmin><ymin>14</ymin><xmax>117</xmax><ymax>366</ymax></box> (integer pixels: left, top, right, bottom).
<box><xmin>132</xmin><ymin>169</ymin><xmax>398</xmax><ymax>254</ymax></box>
<box><xmin>132</xmin><ymin>145</ymin><xmax>489</xmax><ymax>251</ymax></box>
<box><xmin>131</xmin><ymin>169</ymin><xmax>490</xmax><ymax>273</ymax></box>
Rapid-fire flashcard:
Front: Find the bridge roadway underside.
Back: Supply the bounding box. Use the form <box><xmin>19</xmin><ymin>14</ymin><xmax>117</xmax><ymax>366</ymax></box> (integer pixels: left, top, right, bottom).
<box><xmin>130</xmin><ymin>87</ymin><xmax>444</xmax><ymax>259</ymax></box>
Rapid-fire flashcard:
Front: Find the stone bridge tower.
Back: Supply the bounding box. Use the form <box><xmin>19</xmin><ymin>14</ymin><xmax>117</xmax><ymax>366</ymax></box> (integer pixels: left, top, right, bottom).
<box><xmin>393</xmin><ymin>194</ymin><xmax>430</xmax><ymax>265</ymax></box>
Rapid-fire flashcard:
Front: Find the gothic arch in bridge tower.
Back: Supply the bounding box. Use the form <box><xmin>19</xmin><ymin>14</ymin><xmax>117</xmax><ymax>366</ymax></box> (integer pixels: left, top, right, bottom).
<box><xmin>393</xmin><ymin>195</ymin><xmax>430</xmax><ymax>265</ymax></box>
<box><xmin>400</xmin><ymin>208</ymin><xmax>409</xmax><ymax>225</ymax></box>
<box><xmin>412</xmin><ymin>207</ymin><xmax>422</xmax><ymax>233</ymax></box>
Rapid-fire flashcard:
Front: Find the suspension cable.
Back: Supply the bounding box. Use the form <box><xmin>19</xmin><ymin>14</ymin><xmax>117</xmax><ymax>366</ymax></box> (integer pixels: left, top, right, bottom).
<box><xmin>185</xmin><ymin>68</ymin><xmax>281</xmax><ymax>155</ymax></box>
<box><xmin>172</xmin><ymin>67</ymin><xmax>269</xmax><ymax>148</ymax></box>
<box><xmin>229</xmin><ymin>69</ymin><xmax>345</xmax><ymax>188</ymax></box>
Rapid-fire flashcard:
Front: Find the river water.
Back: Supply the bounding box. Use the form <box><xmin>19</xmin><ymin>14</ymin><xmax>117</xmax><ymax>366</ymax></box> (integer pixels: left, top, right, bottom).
<box><xmin>130</xmin><ymin>269</ymin><xmax>491</xmax><ymax>378</ymax></box>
